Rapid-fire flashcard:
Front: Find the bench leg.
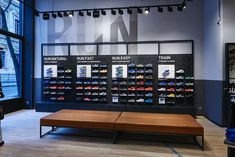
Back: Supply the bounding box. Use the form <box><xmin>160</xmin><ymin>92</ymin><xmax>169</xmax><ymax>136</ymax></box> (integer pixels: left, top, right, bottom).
<box><xmin>113</xmin><ymin>131</ymin><xmax>119</xmax><ymax>144</ymax></box>
<box><xmin>194</xmin><ymin>135</ymin><xmax>204</xmax><ymax>151</ymax></box>
<box><xmin>40</xmin><ymin>126</ymin><xmax>56</xmax><ymax>139</ymax></box>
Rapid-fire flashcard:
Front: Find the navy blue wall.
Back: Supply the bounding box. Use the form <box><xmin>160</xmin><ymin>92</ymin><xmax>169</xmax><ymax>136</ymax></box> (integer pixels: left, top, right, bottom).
<box><xmin>23</xmin><ymin>0</ymin><xmax>35</xmax><ymax>109</ymax></box>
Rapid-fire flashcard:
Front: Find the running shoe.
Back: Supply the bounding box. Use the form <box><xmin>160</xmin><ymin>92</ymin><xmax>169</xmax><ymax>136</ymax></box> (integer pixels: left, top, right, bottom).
<box><xmin>58</xmin><ymin>86</ymin><xmax>65</xmax><ymax>89</ymax></box>
<box><xmin>100</xmin><ymin>69</ymin><xmax>107</xmax><ymax>73</ymax></box>
<box><xmin>84</xmin><ymin>92</ymin><xmax>91</xmax><ymax>95</ymax></box>
<box><xmin>185</xmin><ymin>76</ymin><xmax>194</xmax><ymax>79</ymax></box>
<box><xmin>136</xmin><ymin>99</ymin><xmax>144</xmax><ymax>103</ymax></box>
<box><xmin>57</xmin><ymin>96</ymin><xmax>65</xmax><ymax>101</ymax></box>
<box><xmin>176</xmin><ymin>94</ymin><xmax>184</xmax><ymax>98</ymax></box>
<box><xmin>92</xmin><ymin>64</ymin><xmax>99</xmax><ymax>67</ymax></box>
<box><xmin>43</xmin><ymin>91</ymin><xmax>50</xmax><ymax>95</ymax></box>
<box><xmin>65</xmin><ymin>81</ymin><xmax>72</xmax><ymax>85</ymax></box>
<box><xmin>64</xmin><ymin>86</ymin><xmax>72</xmax><ymax>90</ymax></box>
<box><xmin>100</xmin><ymin>64</ymin><xmax>108</xmax><ymax>68</ymax></box>
<box><xmin>176</xmin><ymin>69</ymin><xmax>184</xmax><ymax>73</ymax></box>
<box><xmin>65</xmin><ymin>69</ymin><xmax>72</xmax><ymax>73</ymax></box>
<box><xmin>159</xmin><ymin>93</ymin><xmax>167</xmax><ymax>97</ymax></box>
<box><xmin>145</xmin><ymin>69</ymin><xmax>153</xmax><ymax>73</ymax></box>
<box><xmin>76</xmin><ymin>81</ymin><xmax>82</xmax><ymax>84</ymax></box>
<box><xmin>145</xmin><ymin>64</ymin><xmax>153</xmax><ymax>67</ymax></box>
<box><xmin>136</xmin><ymin>75</ymin><xmax>144</xmax><ymax>79</ymax></box>
<box><xmin>84</xmin><ymin>98</ymin><xmax>91</xmax><ymax>101</ymax></box>
<box><xmin>76</xmin><ymin>86</ymin><xmax>83</xmax><ymax>90</ymax></box>
<box><xmin>136</xmin><ymin>70</ymin><xmax>144</xmax><ymax>73</ymax></box>
<box><xmin>99</xmin><ymin>92</ymin><xmax>106</xmax><ymax>95</ymax></box>
<box><xmin>128</xmin><ymin>93</ymin><xmax>135</xmax><ymax>96</ymax></box>
<box><xmin>167</xmin><ymin>88</ymin><xmax>175</xmax><ymax>92</ymax></box>
<box><xmin>120</xmin><ymin>93</ymin><xmax>127</xmax><ymax>96</ymax></box>
<box><xmin>50</xmin><ymin>86</ymin><xmax>57</xmax><ymax>89</ymax></box>
<box><xmin>76</xmin><ymin>93</ymin><xmax>83</xmax><ymax>96</ymax></box>
<box><xmin>136</xmin><ymin>64</ymin><xmax>144</xmax><ymax>68</ymax></box>
<box><xmin>137</xmin><ymin>87</ymin><xmax>145</xmax><ymax>91</ymax></box>
<box><xmin>176</xmin><ymin>76</ymin><xmax>184</xmax><ymax>79</ymax></box>
<box><xmin>145</xmin><ymin>93</ymin><xmax>153</xmax><ymax>97</ymax></box>
<box><xmin>145</xmin><ymin>99</ymin><xmax>153</xmax><ymax>103</ymax></box>
<box><xmin>128</xmin><ymin>99</ymin><xmax>135</xmax><ymax>103</ymax></box>
<box><xmin>159</xmin><ymin>82</ymin><xmax>167</xmax><ymax>86</ymax></box>
<box><xmin>50</xmin><ymin>92</ymin><xmax>57</xmax><ymax>95</ymax></box>
<box><xmin>92</xmin><ymin>70</ymin><xmax>99</xmax><ymax>73</ymax></box>
<box><xmin>50</xmin><ymin>97</ymin><xmax>57</xmax><ymax>101</ymax></box>
<box><xmin>167</xmin><ymin>94</ymin><xmax>175</xmax><ymax>98</ymax></box>
<box><xmin>57</xmin><ymin>69</ymin><xmax>64</xmax><ymax>73</ymax></box>
<box><xmin>185</xmin><ymin>82</ymin><xmax>194</xmax><ymax>86</ymax></box>
<box><xmin>92</xmin><ymin>98</ymin><xmax>99</xmax><ymax>102</ymax></box>
<box><xmin>167</xmin><ymin>82</ymin><xmax>175</xmax><ymax>86</ymax></box>
<box><xmin>145</xmin><ymin>76</ymin><xmax>153</xmax><ymax>79</ymax></box>
<box><xmin>128</xmin><ymin>63</ymin><xmax>135</xmax><ymax>67</ymax></box>
<box><xmin>50</xmin><ymin>81</ymin><xmax>57</xmax><ymax>84</ymax></box>
<box><xmin>128</xmin><ymin>87</ymin><xmax>136</xmax><ymax>91</ymax></box>
<box><xmin>91</xmin><ymin>81</ymin><xmax>99</xmax><ymax>85</ymax></box>
<box><xmin>92</xmin><ymin>86</ymin><xmax>99</xmax><ymax>90</ymax></box>
<box><xmin>128</xmin><ymin>69</ymin><xmax>136</xmax><ymax>73</ymax></box>
<box><xmin>58</xmin><ymin>81</ymin><xmax>64</xmax><ymax>85</ymax></box>
<box><xmin>92</xmin><ymin>92</ymin><xmax>99</xmax><ymax>96</ymax></box>
<box><xmin>176</xmin><ymin>82</ymin><xmax>184</xmax><ymax>86</ymax></box>
<box><xmin>158</xmin><ymin>88</ymin><xmax>166</xmax><ymax>91</ymax></box>
<box><xmin>137</xmin><ymin>81</ymin><xmax>144</xmax><ymax>85</ymax></box>
<box><xmin>145</xmin><ymin>87</ymin><xmax>153</xmax><ymax>91</ymax></box>
<box><xmin>185</xmin><ymin>89</ymin><xmax>194</xmax><ymax>92</ymax></box>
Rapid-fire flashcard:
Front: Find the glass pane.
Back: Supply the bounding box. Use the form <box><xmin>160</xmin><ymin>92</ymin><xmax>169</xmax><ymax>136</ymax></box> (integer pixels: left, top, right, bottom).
<box><xmin>0</xmin><ymin>0</ymin><xmax>23</xmax><ymax>35</ymax></box>
<box><xmin>0</xmin><ymin>34</ymin><xmax>22</xmax><ymax>100</ymax></box>
<box><xmin>160</xmin><ymin>43</ymin><xmax>192</xmax><ymax>54</ymax></box>
<box><xmin>129</xmin><ymin>43</ymin><xmax>158</xmax><ymax>55</ymax></box>
<box><xmin>43</xmin><ymin>45</ymin><xmax>69</xmax><ymax>56</ymax></box>
<box><xmin>98</xmin><ymin>44</ymin><xmax>126</xmax><ymax>55</ymax></box>
<box><xmin>71</xmin><ymin>45</ymin><xmax>96</xmax><ymax>56</ymax></box>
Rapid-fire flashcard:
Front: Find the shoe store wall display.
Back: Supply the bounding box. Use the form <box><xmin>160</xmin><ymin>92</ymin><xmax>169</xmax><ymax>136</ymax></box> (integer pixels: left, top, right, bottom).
<box><xmin>40</xmin><ymin>41</ymin><xmax>194</xmax><ymax>114</ymax></box>
<box><xmin>77</xmin><ymin>65</ymin><xmax>91</xmax><ymax>78</ymax></box>
<box><xmin>43</xmin><ymin>65</ymin><xmax>57</xmax><ymax>78</ymax></box>
<box><xmin>112</xmin><ymin>65</ymin><xmax>127</xmax><ymax>78</ymax></box>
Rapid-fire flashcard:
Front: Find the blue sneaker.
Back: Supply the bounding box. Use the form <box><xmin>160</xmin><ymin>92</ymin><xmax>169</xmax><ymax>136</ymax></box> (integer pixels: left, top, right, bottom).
<box><xmin>159</xmin><ymin>82</ymin><xmax>167</xmax><ymax>85</ymax></box>
<box><xmin>167</xmin><ymin>82</ymin><xmax>175</xmax><ymax>86</ymax></box>
<box><xmin>145</xmin><ymin>81</ymin><xmax>153</xmax><ymax>85</ymax></box>
<box><xmin>145</xmin><ymin>93</ymin><xmax>153</xmax><ymax>97</ymax></box>
<box><xmin>145</xmin><ymin>99</ymin><xmax>153</xmax><ymax>103</ymax></box>
<box><xmin>128</xmin><ymin>69</ymin><xmax>136</xmax><ymax>73</ymax></box>
<box><xmin>128</xmin><ymin>63</ymin><xmax>135</xmax><ymax>67</ymax></box>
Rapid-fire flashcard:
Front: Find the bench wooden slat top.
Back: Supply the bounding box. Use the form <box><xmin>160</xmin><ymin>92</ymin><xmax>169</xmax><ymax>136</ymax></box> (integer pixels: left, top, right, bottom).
<box><xmin>115</xmin><ymin>112</ymin><xmax>204</xmax><ymax>135</ymax></box>
<box><xmin>40</xmin><ymin>110</ymin><xmax>121</xmax><ymax>130</ymax></box>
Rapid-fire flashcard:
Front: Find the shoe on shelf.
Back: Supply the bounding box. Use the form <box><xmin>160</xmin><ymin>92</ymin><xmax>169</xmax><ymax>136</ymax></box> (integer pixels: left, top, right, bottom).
<box><xmin>136</xmin><ymin>98</ymin><xmax>144</xmax><ymax>102</ymax></box>
<box><xmin>167</xmin><ymin>88</ymin><xmax>175</xmax><ymax>92</ymax></box>
<box><xmin>145</xmin><ymin>87</ymin><xmax>153</xmax><ymax>91</ymax></box>
<box><xmin>145</xmin><ymin>64</ymin><xmax>153</xmax><ymax>67</ymax></box>
<box><xmin>128</xmin><ymin>63</ymin><xmax>136</xmax><ymax>67</ymax></box>
<box><xmin>158</xmin><ymin>88</ymin><xmax>166</xmax><ymax>91</ymax></box>
<box><xmin>162</xmin><ymin>69</ymin><xmax>170</xmax><ymax>78</ymax></box>
<box><xmin>176</xmin><ymin>69</ymin><xmax>184</xmax><ymax>73</ymax></box>
<box><xmin>136</xmin><ymin>75</ymin><xmax>144</xmax><ymax>79</ymax></box>
<box><xmin>167</xmin><ymin>94</ymin><xmax>175</xmax><ymax>98</ymax></box>
<box><xmin>159</xmin><ymin>82</ymin><xmax>167</xmax><ymax>86</ymax></box>
<box><xmin>167</xmin><ymin>82</ymin><xmax>175</xmax><ymax>86</ymax></box>
<box><xmin>145</xmin><ymin>99</ymin><xmax>153</xmax><ymax>103</ymax></box>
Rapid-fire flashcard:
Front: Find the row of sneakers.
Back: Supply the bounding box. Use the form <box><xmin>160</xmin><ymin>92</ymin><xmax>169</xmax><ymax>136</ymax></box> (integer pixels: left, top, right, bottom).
<box><xmin>92</xmin><ymin>64</ymin><xmax>108</xmax><ymax>68</ymax></box>
<box><xmin>44</xmin><ymin>86</ymin><xmax>72</xmax><ymax>90</ymax></box>
<box><xmin>76</xmin><ymin>98</ymin><xmax>107</xmax><ymax>102</ymax></box>
<box><xmin>112</xmin><ymin>93</ymin><xmax>153</xmax><ymax>97</ymax></box>
<box><xmin>128</xmin><ymin>70</ymin><xmax>153</xmax><ymax>73</ymax></box>
<box><xmin>44</xmin><ymin>81</ymin><xmax>72</xmax><ymax>85</ymax></box>
<box><xmin>57</xmin><ymin>69</ymin><xmax>72</xmax><ymax>73</ymax></box>
<box><xmin>120</xmin><ymin>98</ymin><xmax>153</xmax><ymax>103</ymax></box>
<box><xmin>158</xmin><ymin>88</ymin><xmax>194</xmax><ymax>92</ymax></box>
<box><xmin>128</xmin><ymin>75</ymin><xmax>152</xmax><ymax>79</ymax></box>
<box><xmin>43</xmin><ymin>91</ymin><xmax>65</xmax><ymax>95</ymax></box>
<box><xmin>44</xmin><ymin>75</ymin><xmax>73</xmax><ymax>79</ymax></box>
<box><xmin>50</xmin><ymin>96</ymin><xmax>65</xmax><ymax>101</ymax></box>
<box><xmin>91</xmin><ymin>69</ymin><xmax>108</xmax><ymax>73</ymax></box>
<box><xmin>76</xmin><ymin>92</ymin><xmax>107</xmax><ymax>96</ymax></box>
<box><xmin>76</xmin><ymin>81</ymin><xmax>107</xmax><ymax>85</ymax></box>
<box><xmin>159</xmin><ymin>94</ymin><xmax>193</xmax><ymax>98</ymax></box>
<box><xmin>128</xmin><ymin>63</ymin><xmax>153</xmax><ymax>68</ymax></box>
<box><xmin>159</xmin><ymin>82</ymin><xmax>193</xmax><ymax>86</ymax></box>
<box><xmin>112</xmin><ymin>87</ymin><xmax>153</xmax><ymax>91</ymax></box>
<box><xmin>112</xmin><ymin>81</ymin><xmax>153</xmax><ymax>85</ymax></box>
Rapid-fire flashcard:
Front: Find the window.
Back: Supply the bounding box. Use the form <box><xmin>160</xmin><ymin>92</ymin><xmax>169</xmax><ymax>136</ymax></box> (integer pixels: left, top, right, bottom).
<box><xmin>0</xmin><ymin>0</ymin><xmax>23</xmax><ymax>100</ymax></box>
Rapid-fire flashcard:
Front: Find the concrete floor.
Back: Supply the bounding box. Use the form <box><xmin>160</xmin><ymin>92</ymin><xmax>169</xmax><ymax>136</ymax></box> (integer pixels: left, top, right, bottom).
<box><xmin>0</xmin><ymin>110</ymin><xmax>227</xmax><ymax>157</ymax></box>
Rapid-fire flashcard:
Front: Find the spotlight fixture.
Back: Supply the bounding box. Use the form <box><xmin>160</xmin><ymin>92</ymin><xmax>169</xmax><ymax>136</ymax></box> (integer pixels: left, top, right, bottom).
<box><xmin>111</xmin><ymin>9</ymin><xmax>116</xmax><ymax>15</ymax></box>
<box><xmin>101</xmin><ymin>10</ymin><xmax>106</xmax><ymax>15</ymax></box>
<box><xmin>118</xmin><ymin>9</ymin><xmax>123</xmax><ymax>15</ymax></box>
<box><xmin>182</xmin><ymin>2</ymin><xmax>187</xmax><ymax>9</ymax></box>
<box><xmin>63</xmin><ymin>11</ymin><xmax>68</xmax><ymax>17</ymax></box>
<box><xmin>93</xmin><ymin>10</ymin><xmax>100</xmax><ymax>18</ymax></box>
<box><xmin>68</xmin><ymin>11</ymin><xmax>74</xmax><ymax>17</ymax></box>
<box><xmin>158</xmin><ymin>7</ymin><xmax>163</xmax><ymax>13</ymax></box>
<box><xmin>43</xmin><ymin>13</ymin><xmax>50</xmax><ymax>20</ymax></box>
<box><xmin>52</xmin><ymin>12</ymin><xmax>57</xmax><ymax>18</ymax></box>
<box><xmin>137</xmin><ymin>8</ymin><xmax>143</xmax><ymax>14</ymax></box>
<box><xmin>79</xmin><ymin>10</ymin><xmax>84</xmax><ymax>16</ymax></box>
<box><xmin>87</xmin><ymin>10</ymin><xmax>91</xmax><ymax>16</ymax></box>
<box><xmin>167</xmin><ymin>6</ymin><xmax>173</xmax><ymax>12</ymax></box>
<box><xmin>144</xmin><ymin>8</ymin><xmax>150</xmax><ymax>14</ymax></box>
<box><xmin>57</xmin><ymin>12</ymin><xmax>63</xmax><ymax>18</ymax></box>
<box><xmin>177</xmin><ymin>5</ymin><xmax>183</xmax><ymax>11</ymax></box>
<box><xmin>127</xmin><ymin>8</ymin><xmax>132</xmax><ymax>14</ymax></box>
<box><xmin>34</xmin><ymin>10</ymin><xmax>40</xmax><ymax>17</ymax></box>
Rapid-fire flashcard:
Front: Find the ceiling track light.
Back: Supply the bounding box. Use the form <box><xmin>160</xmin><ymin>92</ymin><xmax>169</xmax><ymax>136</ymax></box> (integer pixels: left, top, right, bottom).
<box><xmin>182</xmin><ymin>2</ymin><xmax>187</xmax><ymax>9</ymax></box>
<box><xmin>79</xmin><ymin>10</ymin><xmax>84</xmax><ymax>16</ymax></box>
<box><xmin>158</xmin><ymin>7</ymin><xmax>163</xmax><ymax>13</ymax></box>
<box><xmin>68</xmin><ymin>11</ymin><xmax>74</xmax><ymax>17</ymax></box>
<box><xmin>111</xmin><ymin>9</ymin><xmax>116</xmax><ymax>15</ymax></box>
<box><xmin>137</xmin><ymin>8</ymin><xmax>143</xmax><ymax>14</ymax></box>
<box><xmin>118</xmin><ymin>9</ymin><xmax>123</xmax><ymax>15</ymax></box>
<box><xmin>63</xmin><ymin>11</ymin><xmax>68</xmax><ymax>17</ymax></box>
<box><xmin>93</xmin><ymin>10</ymin><xmax>100</xmax><ymax>18</ymax></box>
<box><xmin>144</xmin><ymin>7</ymin><xmax>150</xmax><ymax>14</ymax></box>
<box><xmin>87</xmin><ymin>10</ymin><xmax>91</xmax><ymax>16</ymax></box>
<box><xmin>177</xmin><ymin>5</ymin><xmax>183</xmax><ymax>11</ymax></box>
<box><xmin>127</xmin><ymin>8</ymin><xmax>132</xmax><ymax>14</ymax></box>
<box><xmin>101</xmin><ymin>10</ymin><xmax>106</xmax><ymax>15</ymax></box>
<box><xmin>52</xmin><ymin>12</ymin><xmax>57</xmax><ymax>18</ymax></box>
<box><xmin>43</xmin><ymin>12</ymin><xmax>50</xmax><ymax>20</ymax></box>
<box><xmin>57</xmin><ymin>12</ymin><xmax>63</xmax><ymax>18</ymax></box>
<box><xmin>167</xmin><ymin>6</ymin><xmax>173</xmax><ymax>12</ymax></box>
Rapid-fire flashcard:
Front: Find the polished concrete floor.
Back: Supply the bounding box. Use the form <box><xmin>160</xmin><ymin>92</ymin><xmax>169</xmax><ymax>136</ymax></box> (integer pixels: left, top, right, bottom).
<box><xmin>0</xmin><ymin>110</ymin><xmax>227</xmax><ymax>157</ymax></box>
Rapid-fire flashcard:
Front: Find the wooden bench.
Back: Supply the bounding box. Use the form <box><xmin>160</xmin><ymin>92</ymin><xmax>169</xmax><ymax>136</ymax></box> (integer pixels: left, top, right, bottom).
<box><xmin>40</xmin><ymin>110</ymin><xmax>121</xmax><ymax>138</ymax></box>
<box><xmin>40</xmin><ymin>110</ymin><xmax>204</xmax><ymax>150</ymax></box>
<box><xmin>115</xmin><ymin>112</ymin><xmax>204</xmax><ymax>150</ymax></box>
